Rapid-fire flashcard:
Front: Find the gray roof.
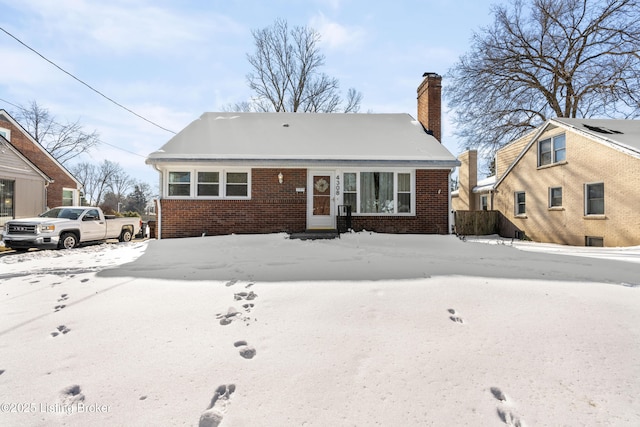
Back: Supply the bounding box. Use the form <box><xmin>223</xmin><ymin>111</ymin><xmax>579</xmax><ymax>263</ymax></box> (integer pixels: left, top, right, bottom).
<box><xmin>551</xmin><ymin>118</ymin><xmax>640</xmax><ymax>154</ymax></box>
<box><xmin>147</xmin><ymin>112</ymin><xmax>459</xmax><ymax>168</ymax></box>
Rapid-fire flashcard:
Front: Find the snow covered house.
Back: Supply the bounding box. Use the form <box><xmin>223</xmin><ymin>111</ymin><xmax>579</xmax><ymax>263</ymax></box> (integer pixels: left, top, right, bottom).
<box><xmin>1</xmin><ymin>110</ymin><xmax>82</xmax><ymax>225</ymax></box>
<box><xmin>146</xmin><ymin>74</ymin><xmax>459</xmax><ymax>239</ymax></box>
<box><xmin>455</xmin><ymin>118</ymin><xmax>640</xmax><ymax>247</ymax></box>
<box><xmin>0</xmin><ymin>132</ymin><xmax>51</xmax><ymax>226</ymax></box>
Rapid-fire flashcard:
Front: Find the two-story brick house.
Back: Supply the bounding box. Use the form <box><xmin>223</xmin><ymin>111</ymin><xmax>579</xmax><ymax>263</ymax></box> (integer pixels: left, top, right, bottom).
<box><xmin>490</xmin><ymin>118</ymin><xmax>640</xmax><ymax>247</ymax></box>
<box><xmin>0</xmin><ymin>110</ymin><xmax>82</xmax><ymax>218</ymax></box>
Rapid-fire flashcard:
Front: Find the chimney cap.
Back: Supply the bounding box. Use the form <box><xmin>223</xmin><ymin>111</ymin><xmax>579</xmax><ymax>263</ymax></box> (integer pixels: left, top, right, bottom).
<box><xmin>422</xmin><ymin>72</ymin><xmax>440</xmax><ymax>78</ymax></box>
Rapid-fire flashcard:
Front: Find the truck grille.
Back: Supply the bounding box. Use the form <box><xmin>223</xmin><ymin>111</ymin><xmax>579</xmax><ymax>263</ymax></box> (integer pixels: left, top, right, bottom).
<box><xmin>7</xmin><ymin>224</ymin><xmax>37</xmax><ymax>235</ymax></box>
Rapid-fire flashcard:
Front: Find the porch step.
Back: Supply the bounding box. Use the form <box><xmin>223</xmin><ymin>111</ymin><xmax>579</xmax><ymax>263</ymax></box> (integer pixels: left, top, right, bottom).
<box><xmin>289</xmin><ymin>229</ymin><xmax>340</xmax><ymax>240</ymax></box>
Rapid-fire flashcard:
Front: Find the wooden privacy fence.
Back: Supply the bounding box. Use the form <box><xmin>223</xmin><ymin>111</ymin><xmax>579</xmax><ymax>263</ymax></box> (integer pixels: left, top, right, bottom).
<box><xmin>454</xmin><ymin>210</ymin><xmax>499</xmax><ymax>236</ymax></box>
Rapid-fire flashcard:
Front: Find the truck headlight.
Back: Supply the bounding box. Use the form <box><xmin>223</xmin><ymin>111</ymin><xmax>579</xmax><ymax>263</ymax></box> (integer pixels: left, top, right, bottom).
<box><xmin>39</xmin><ymin>224</ymin><xmax>56</xmax><ymax>233</ymax></box>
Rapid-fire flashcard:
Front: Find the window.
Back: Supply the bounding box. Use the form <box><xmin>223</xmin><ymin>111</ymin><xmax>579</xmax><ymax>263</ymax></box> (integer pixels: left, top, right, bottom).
<box><xmin>549</xmin><ymin>187</ymin><xmax>562</xmax><ymax>208</ymax></box>
<box><xmin>585</xmin><ymin>183</ymin><xmax>604</xmax><ymax>215</ymax></box>
<box><xmin>586</xmin><ymin>236</ymin><xmax>604</xmax><ymax>247</ymax></box>
<box><xmin>0</xmin><ymin>127</ymin><xmax>10</xmax><ymax>141</ymax></box>
<box><xmin>226</xmin><ymin>172</ymin><xmax>248</xmax><ymax>197</ymax></box>
<box><xmin>343</xmin><ymin>173</ymin><xmax>357</xmax><ymax>212</ymax></box>
<box><xmin>62</xmin><ymin>189</ymin><xmax>75</xmax><ymax>206</ymax></box>
<box><xmin>0</xmin><ymin>179</ymin><xmax>15</xmax><ymax>224</ymax></box>
<box><xmin>397</xmin><ymin>173</ymin><xmax>411</xmax><ymax>213</ymax></box>
<box><xmin>166</xmin><ymin>169</ymin><xmax>250</xmax><ymax>198</ymax></box>
<box><xmin>168</xmin><ymin>172</ymin><xmax>191</xmax><ymax>196</ymax></box>
<box><xmin>515</xmin><ymin>191</ymin><xmax>526</xmax><ymax>215</ymax></box>
<box><xmin>342</xmin><ymin>171</ymin><xmax>414</xmax><ymax>215</ymax></box>
<box><xmin>538</xmin><ymin>134</ymin><xmax>566</xmax><ymax>166</ymax></box>
<box><xmin>197</xmin><ymin>172</ymin><xmax>219</xmax><ymax>197</ymax></box>
<box><xmin>480</xmin><ymin>195</ymin><xmax>488</xmax><ymax>211</ymax></box>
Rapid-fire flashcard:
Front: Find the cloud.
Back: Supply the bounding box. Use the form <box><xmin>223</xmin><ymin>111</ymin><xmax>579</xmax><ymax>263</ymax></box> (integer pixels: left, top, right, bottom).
<box><xmin>309</xmin><ymin>13</ymin><xmax>366</xmax><ymax>52</ymax></box>
<box><xmin>12</xmin><ymin>0</ymin><xmax>245</xmax><ymax>56</ymax></box>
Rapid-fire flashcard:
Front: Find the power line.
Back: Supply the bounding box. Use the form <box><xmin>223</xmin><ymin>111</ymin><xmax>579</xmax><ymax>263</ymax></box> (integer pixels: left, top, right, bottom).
<box><xmin>0</xmin><ymin>25</ymin><xmax>177</xmax><ymax>135</ymax></box>
<box><xmin>0</xmin><ymin>96</ymin><xmax>148</xmax><ymax>159</ymax></box>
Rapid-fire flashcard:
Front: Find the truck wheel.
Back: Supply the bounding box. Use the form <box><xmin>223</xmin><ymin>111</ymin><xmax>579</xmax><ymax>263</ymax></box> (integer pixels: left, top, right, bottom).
<box><xmin>59</xmin><ymin>232</ymin><xmax>78</xmax><ymax>249</ymax></box>
<box><xmin>119</xmin><ymin>228</ymin><xmax>133</xmax><ymax>242</ymax></box>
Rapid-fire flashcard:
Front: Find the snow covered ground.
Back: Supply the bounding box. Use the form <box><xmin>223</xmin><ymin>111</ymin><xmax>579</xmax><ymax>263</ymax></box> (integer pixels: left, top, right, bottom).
<box><xmin>1</xmin><ymin>233</ymin><xmax>639</xmax><ymax>427</ymax></box>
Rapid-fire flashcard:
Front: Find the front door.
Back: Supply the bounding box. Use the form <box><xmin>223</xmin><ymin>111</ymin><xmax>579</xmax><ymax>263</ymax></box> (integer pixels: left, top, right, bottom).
<box><xmin>307</xmin><ymin>171</ymin><xmax>336</xmax><ymax>229</ymax></box>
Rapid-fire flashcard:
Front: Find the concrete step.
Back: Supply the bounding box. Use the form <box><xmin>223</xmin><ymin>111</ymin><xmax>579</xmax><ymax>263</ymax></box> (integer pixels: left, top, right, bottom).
<box><xmin>289</xmin><ymin>230</ymin><xmax>340</xmax><ymax>240</ymax></box>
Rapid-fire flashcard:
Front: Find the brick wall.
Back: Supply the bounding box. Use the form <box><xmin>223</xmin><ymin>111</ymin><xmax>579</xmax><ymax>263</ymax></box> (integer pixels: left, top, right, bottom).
<box><xmin>0</xmin><ymin>115</ymin><xmax>77</xmax><ymax>207</ymax></box>
<box><xmin>416</xmin><ymin>73</ymin><xmax>442</xmax><ymax>143</ymax></box>
<box><xmin>159</xmin><ymin>168</ymin><xmax>307</xmax><ymax>238</ymax></box>
<box><xmin>494</xmin><ymin>128</ymin><xmax>640</xmax><ymax>246</ymax></box>
<box><xmin>341</xmin><ymin>169</ymin><xmax>451</xmax><ymax>234</ymax></box>
<box><xmin>158</xmin><ymin>168</ymin><xmax>452</xmax><ymax>238</ymax></box>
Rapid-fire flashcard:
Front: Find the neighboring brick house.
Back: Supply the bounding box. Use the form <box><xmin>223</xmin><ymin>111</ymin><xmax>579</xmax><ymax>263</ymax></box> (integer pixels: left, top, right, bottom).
<box><xmin>491</xmin><ymin>118</ymin><xmax>640</xmax><ymax>247</ymax></box>
<box><xmin>0</xmin><ymin>133</ymin><xmax>51</xmax><ymax>226</ymax></box>
<box><xmin>146</xmin><ymin>74</ymin><xmax>459</xmax><ymax>239</ymax></box>
<box><xmin>0</xmin><ymin>110</ymin><xmax>82</xmax><ymax>211</ymax></box>
<box><xmin>451</xmin><ymin>150</ymin><xmax>496</xmax><ymax>212</ymax></box>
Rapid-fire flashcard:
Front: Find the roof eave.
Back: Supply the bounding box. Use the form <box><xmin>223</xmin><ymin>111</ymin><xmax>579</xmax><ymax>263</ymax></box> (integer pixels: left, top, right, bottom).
<box><xmin>146</xmin><ymin>157</ymin><xmax>460</xmax><ymax>169</ymax></box>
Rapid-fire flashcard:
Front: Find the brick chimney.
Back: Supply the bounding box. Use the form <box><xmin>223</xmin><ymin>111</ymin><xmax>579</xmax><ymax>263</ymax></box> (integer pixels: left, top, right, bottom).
<box><xmin>417</xmin><ymin>72</ymin><xmax>442</xmax><ymax>143</ymax></box>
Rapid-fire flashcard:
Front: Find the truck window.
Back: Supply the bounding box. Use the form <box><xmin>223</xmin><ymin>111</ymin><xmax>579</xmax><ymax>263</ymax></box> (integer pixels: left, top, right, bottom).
<box><xmin>83</xmin><ymin>209</ymin><xmax>101</xmax><ymax>221</ymax></box>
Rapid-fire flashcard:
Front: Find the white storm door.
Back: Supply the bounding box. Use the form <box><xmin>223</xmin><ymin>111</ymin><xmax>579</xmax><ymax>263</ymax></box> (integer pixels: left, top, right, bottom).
<box><xmin>307</xmin><ymin>171</ymin><xmax>336</xmax><ymax>229</ymax></box>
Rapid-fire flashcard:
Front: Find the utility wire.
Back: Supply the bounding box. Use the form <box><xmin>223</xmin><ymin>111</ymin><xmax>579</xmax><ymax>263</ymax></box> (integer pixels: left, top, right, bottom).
<box><xmin>0</xmin><ymin>25</ymin><xmax>177</xmax><ymax>135</ymax></box>
<box><xmin>0</xmin><ymin>96</ymin><xmax>148</xmax><ymax>159</ymax></box>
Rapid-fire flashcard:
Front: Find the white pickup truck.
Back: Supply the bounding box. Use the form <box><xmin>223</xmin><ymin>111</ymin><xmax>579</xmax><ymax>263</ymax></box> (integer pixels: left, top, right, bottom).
<box><xmin>2</xmin><ymin>206</ymin><xmax>141</xmax><ymax>250</ymax></box>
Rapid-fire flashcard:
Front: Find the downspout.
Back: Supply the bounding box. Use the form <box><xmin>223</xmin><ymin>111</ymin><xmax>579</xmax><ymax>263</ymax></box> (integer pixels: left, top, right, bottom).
<box><xmin>44</xmin><ymin>180</ymin><xmax>50</xmax><ymax>211</ymax></box>
<box><xmin>152</xmin><ymin>164</ymin><xmax>163</xmax><ymax>240</ymax></box>
<box><xmin>448</xmin><ymin>168</ymin><xmax>454</xmax><ymax>234</ymax></box>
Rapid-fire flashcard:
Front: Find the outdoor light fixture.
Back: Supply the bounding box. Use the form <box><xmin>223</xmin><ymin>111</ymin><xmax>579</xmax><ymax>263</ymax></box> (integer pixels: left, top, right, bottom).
<box><xmin>278</xmin><ymin>172</ymin><xmax>284</xmax><ymax>184</ymax></box>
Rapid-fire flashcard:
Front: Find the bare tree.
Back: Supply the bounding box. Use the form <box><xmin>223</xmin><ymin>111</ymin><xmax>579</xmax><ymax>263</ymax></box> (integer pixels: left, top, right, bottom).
<box><xmin>241</xmin><ymin>18</ymin><xmax>362</xmax><ymax>113</ymax></box>
<box><xmin>71</xmin><ymin>160</ymin><xmax>126</xmax><ymax>206</ymax></box>
<box><xmin>446</xmin><ymin>0</ymin><xmax>640</xmax><ymax>156</ymax></box>
<box><xmin>13</xmin><ymin>100</ymin><xmax>100</xmax><ymax>165</ymax></box>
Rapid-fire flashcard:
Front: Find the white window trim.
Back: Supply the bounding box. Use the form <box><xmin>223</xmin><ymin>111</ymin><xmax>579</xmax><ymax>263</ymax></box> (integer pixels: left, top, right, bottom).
<box><xmin>165</xmin><ymin>168</ymin><xmax>251</xmax><ymax>200</ymax></box>
<box><xmin>0</xmin><ymin>127</ymin><xmax>10</xmax><ymax>141</ymax></box>
<box><xmin>62</xmin><ymin>187</ymin><xmax>79</xmax><ymax>206</ymax></box>
<box><xmin>514</xmin><ymin>191</ymin><xmax>526</xmax><ymax>216</ymax></box>
<box><xmin>480</xmin><ymin>194</ymin><xmax>488</xmax><ymax>211</ymax></box>
<box><xmin>538</xmin><ymin>133</ymin><xmax>566</xmax><ymax>167</ymax></box>
<box><xmin>338</xmin><ymin>169</ymin><xmax>415</xmax><ymax>216</ymax></box>
<box><xmin>584</xmin><ymin>182</ymin><xmax>604</xmax><ymax>216</ymax></box>
<box><xmin>548</xmin><ymin>186</ymin><xmax>563</xmax><ymax>208</ymax></box>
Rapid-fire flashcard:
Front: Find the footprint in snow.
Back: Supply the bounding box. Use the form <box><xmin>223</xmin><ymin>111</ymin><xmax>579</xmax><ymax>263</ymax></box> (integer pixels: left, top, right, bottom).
<box><xmin>497</xmin><ymin>407</ymin><xmax>524</xmax><ymax>427</ymax></box>
<box><xmin>490</xmin><ymin>387</ymin><xmax>507</xmax><ymax>402</ymax></box>
<box><xmin>217</xmin><ymin>307</ymin><xmax>241</xmax><ymax>326</ymax></box>
<box><xmin>491</xmin><ymin>387</ymin><xmax>525</xmax><ymax>427</ymax></box>
<box><xmin>448</xmin><ymin>308</ymin><xmax>464</xmax><ymax>324</ymax></box>
<box><xmin>199</xmin><ymin>384</ymin><xmax>236</xmax><ymax>427</ymax></box>
<box><xmin>54</xmin><ymin>304</ymin><xmax>66</xmax><ymax>312</ymax></box>
<box><xmin>58</xmin><ymin>294</ymin><xmax>69</xmax><ymax>302</ymax></box>
<box><xmin>51</xmin><ymin>325</ymin><xmax>71</xmax><ymax>337</ymax></box>
<box><xmin>234</xmin><ymin>340</ymin><xmax>257</xmax><ymax>359</ymax></box>
<box><xmin>60</xmin><ymin>384</ymin><xmax>84</xmax><ymax>405</ymax></box>
<box><xmin>225</xmin><ymin>279</ymin><xmax>237</xmax><ymax>287</ymax></box>
<box><xmin>234</xmin><ymin>291</ymin><xmax>257</xmax><ymax>301</ymax></box>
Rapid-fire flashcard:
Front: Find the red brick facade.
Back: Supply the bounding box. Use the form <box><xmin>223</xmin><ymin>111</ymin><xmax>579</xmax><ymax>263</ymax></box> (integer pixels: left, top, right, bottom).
<box><xmin>417</xmin><ymin>73</ymin><xmax>442</xmax><ymax>143</ymax></box>
<box><xmin>0</xmin><ymin>113</ymin><xmax>78</xmax><ymax>207</ymax></box>
<box><xmin>157</xmin><ymin>168</ymin><xmax>451</xmax><ymax>238</ymax></box>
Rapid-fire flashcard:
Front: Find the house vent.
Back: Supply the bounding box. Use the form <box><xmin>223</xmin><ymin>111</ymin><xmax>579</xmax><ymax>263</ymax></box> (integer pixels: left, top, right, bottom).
<box><xmin>282</xmin><ymin>123</ymin><xmax>289</xmax><ymax>127</ymax></box>
<box><xmin>583</xmin><ymin>124</ymin><xmax>623</xmax><ymax>135</ymax></box>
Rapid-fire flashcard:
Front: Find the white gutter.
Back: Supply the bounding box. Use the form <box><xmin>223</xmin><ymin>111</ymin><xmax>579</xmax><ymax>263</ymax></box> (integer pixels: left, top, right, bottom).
<box><xmin>152</xmin><ymin>164</ymin><xmax>163</xmax><ymax>240</ymax></box>
<box><xmin>448</xmin><ymin>168</ymin><xmax>455</xmax><ymax>234</ymax></box>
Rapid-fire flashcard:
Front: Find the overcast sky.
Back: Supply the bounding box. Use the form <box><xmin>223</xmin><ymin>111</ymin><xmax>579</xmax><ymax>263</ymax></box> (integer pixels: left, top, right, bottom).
<box><xmin>0</xmin><ymin>0</ymin><xmax>499</xmax><ymax>190</ymax></box>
